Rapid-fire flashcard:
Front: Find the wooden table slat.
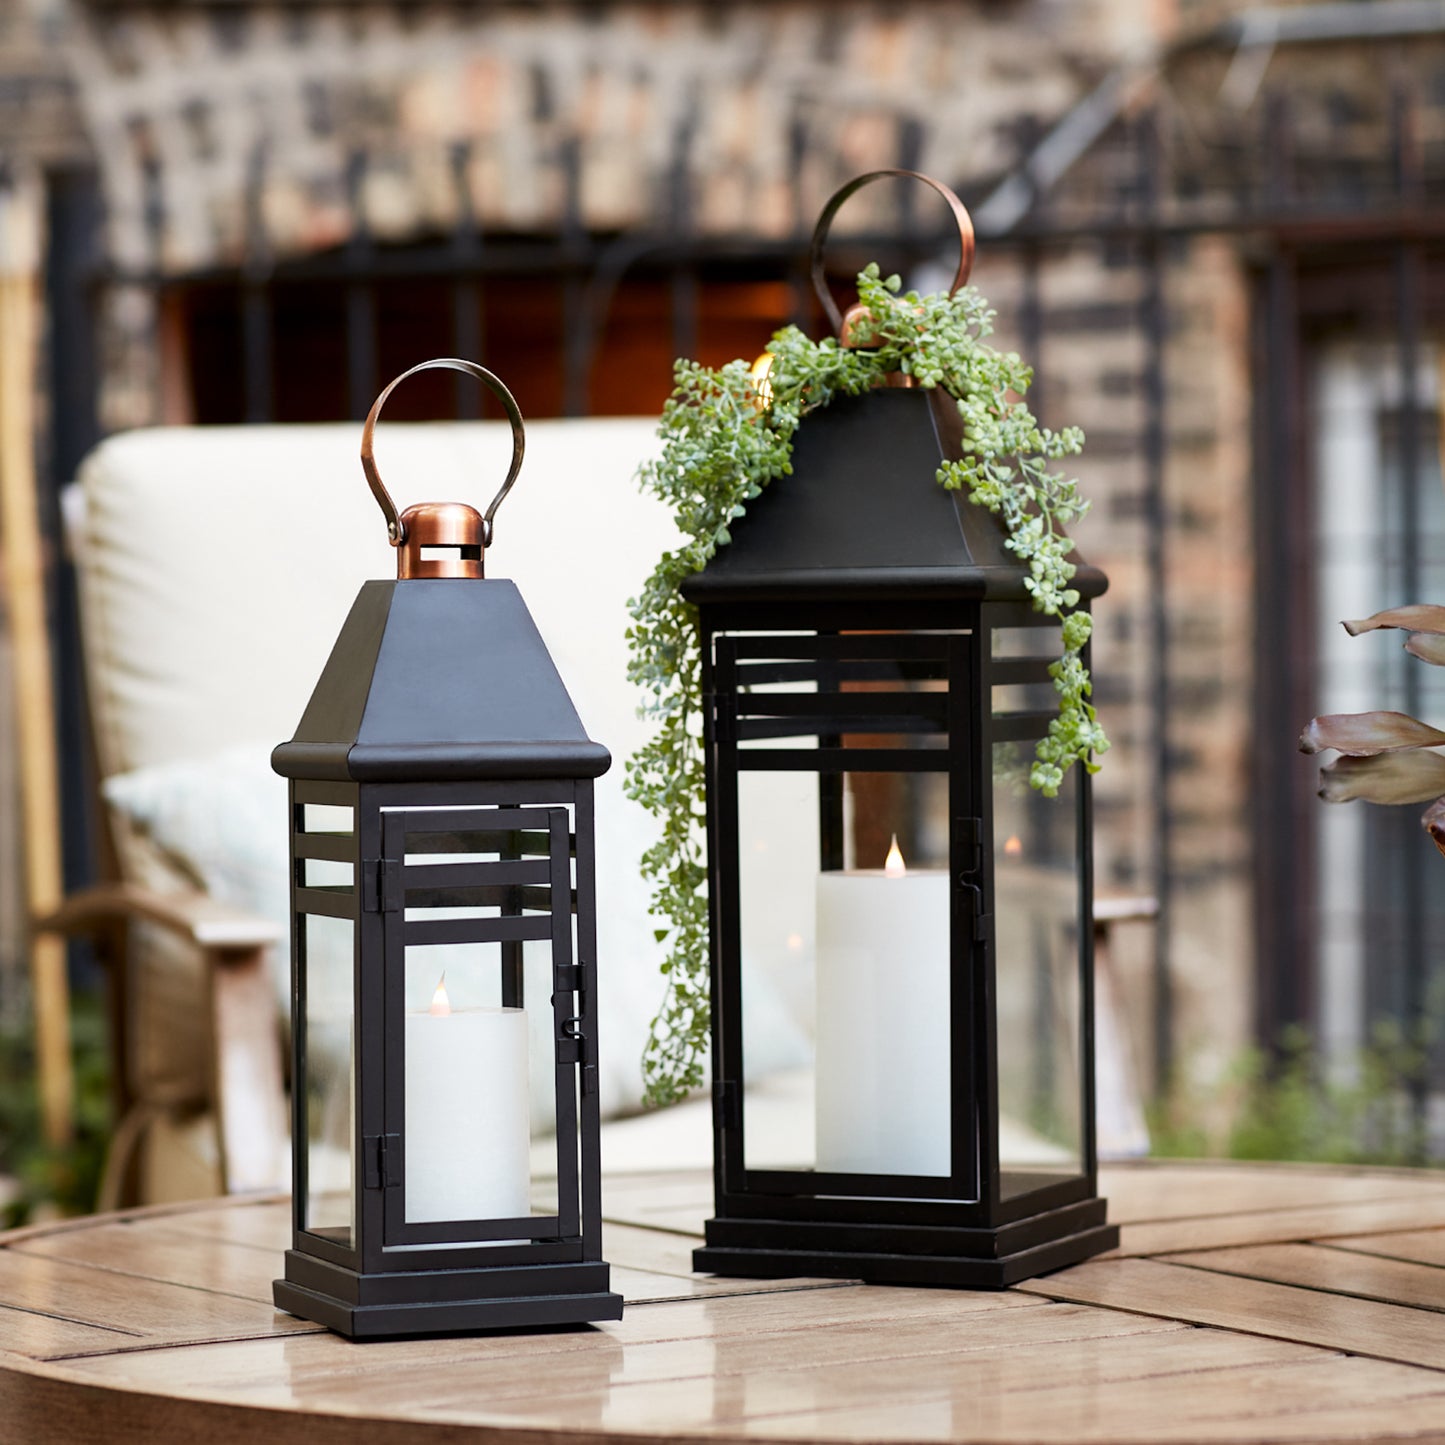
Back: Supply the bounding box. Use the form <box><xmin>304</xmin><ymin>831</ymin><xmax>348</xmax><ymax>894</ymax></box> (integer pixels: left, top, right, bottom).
<box><xmin>6</xmin><ymin>1161</ymin><xmax>1445</xmax><ymax>1442</ymax></box>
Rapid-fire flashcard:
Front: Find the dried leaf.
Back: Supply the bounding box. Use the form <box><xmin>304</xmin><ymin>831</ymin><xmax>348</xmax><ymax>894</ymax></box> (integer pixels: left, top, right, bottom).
<box><xmin>1423</xmin><ymin>797</ymin><xmax>1445</xmax><ymax>859</ymax></box>
<box><xmin>1405</xmin><ymin>632</ymin><xmax>1445</xmax><ymax>666</ymax></box>
<box><xmin>1299</xmin><ymin>710</ymin><xmax>1445</xmax><ymax>756</ymax></box>
<box><xmin>1319</xmin><ymin>751</ymin><xmax>1445</xmax><ymax>804</ymax></box>
<box><xmin>1343</xmin><ymin>604</ymin><xmax>1445</xmax><ymax>637</ymax></box>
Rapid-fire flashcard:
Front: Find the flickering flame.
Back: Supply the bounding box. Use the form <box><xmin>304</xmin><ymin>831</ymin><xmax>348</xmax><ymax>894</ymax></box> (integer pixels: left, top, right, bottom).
<box><xmin>1004</xmin><ymin>834</ymin><xmax>1023</xmax><ymax>857</ymax></box>
<box><xmin>884</xmin><ymin>834</ymin><xmax>907</xmax><ymax>878</ymax></box>
<box><xmin>749</xmin><ymin>352</ymin><xmax>775</xmax><ymax>408</ymax></box>
<box><xmin>429</xmin><ymin>973</ymin><xmax>451</xmax><ymax>1017</ymax></box>
<box><xmin>786</xmin><ymin>932</ymin><xmax>804</xmax><ymax>952</ymax></box>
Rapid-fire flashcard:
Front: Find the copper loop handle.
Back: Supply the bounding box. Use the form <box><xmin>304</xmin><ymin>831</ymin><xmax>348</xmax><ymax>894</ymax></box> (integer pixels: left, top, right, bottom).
<box><xmin>808</xmin><ymin>169</ymin><xmax>976</xmax><ymax>336</ymax></box>
<box><xmin>361</xmin><ymin>358</ymin><xmax>526</xmax><ymax>548</ymax></box>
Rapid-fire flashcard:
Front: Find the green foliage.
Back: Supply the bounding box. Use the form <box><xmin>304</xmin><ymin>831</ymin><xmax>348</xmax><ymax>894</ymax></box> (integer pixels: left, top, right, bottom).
<box><xmin>0</xmin><ymin>988</ymin><xmax>110</xmax><ymax>1227</ymax></box>
<box><xmin>1149</xmin><ymin>1026</ymin><xmax>1428</xmax><ymax>1167</ymax></box>
<box><xmin>626</xmin><ymin>265</ymin><xmax>1106</xmax><ymax>1107</ymax></box>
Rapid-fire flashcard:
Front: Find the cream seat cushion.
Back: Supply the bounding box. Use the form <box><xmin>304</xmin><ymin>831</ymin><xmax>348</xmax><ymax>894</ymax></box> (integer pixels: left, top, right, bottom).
<box><xmin>76</xmin><ymin>418</ymin><xmax>807</xmax><ymax>1138</ymax></box>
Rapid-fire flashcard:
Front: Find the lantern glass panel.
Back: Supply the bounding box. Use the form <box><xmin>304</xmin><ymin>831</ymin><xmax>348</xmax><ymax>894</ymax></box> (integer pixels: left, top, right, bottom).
<box><xmin>382</xmin><ymin>807</ymin><xmax>579</xmax><ymax>1246</ymax></box>
<box><xmin>728</xmin><ymin>623</ymin><xmax>958</xmax><ymax>1182</ymax></box>
<box><xmin>300</xmin><ymin>910</ymin><xmax>355</xmax><ymax>1246</ymax></box>
<box><xmin>991</xmin><ymin>742</ymin><xmax>1084</xmax><ymax>1188</ymax></box>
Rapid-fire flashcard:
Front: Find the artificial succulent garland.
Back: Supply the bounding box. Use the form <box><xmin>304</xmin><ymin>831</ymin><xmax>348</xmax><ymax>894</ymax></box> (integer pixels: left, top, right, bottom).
<box><xmin>626</xmin><ymin>264</ymin><xmax>1108</xmax><ymax>1108</ymax></box>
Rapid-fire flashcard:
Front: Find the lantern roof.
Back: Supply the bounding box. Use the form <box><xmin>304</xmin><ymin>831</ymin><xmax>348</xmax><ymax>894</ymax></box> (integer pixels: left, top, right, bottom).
<box><xmin>680</xmin><ymin>387</ymin><xmax>1107</xmax><ymax>606</ymax></box>
<box><xmin>272</xmin><ymin>578</ymin><xmax>611</xmax><ymax>782</ymax></box>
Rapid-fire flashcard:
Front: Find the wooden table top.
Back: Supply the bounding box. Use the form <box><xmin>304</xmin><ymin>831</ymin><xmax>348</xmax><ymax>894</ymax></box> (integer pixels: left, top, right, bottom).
<box><xmin>7</xmin><ymin>1161</ymin><xmax>1445</xmax><ymax>1443</ymax></box>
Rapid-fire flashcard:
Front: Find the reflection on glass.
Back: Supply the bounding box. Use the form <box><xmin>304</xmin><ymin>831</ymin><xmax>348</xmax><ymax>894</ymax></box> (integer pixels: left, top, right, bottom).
<box><xmin>303</xmin><ymin>911</ymin><xmax>354</xmax><ymax>1245</ymax></box>
<box><xmin>992</xmin><ymin>742</ymin><xmax>1083</xmax><ymax>1190</ymax></box>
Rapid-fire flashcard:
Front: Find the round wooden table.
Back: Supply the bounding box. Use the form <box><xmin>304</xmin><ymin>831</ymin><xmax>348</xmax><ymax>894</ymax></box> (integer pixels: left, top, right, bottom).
<box><xmin>6</xmin><ymin>1161</ymin><xmax>1445</xmax><ymax>1443</ymax></box>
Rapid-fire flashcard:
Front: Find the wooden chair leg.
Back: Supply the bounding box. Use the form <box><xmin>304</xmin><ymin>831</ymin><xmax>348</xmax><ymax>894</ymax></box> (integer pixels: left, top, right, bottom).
<box><xmin>207</xmin><ymin>946</ymin><xmax>288</xmax><ymax>1194</ymax></box>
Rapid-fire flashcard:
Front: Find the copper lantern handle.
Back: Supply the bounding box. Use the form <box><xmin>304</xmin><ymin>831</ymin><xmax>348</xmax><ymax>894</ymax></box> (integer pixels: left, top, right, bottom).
<box><xmin>808</xmin><ymin>169</ymin><xmax>976</xmax><ymax>337</ymax></box>
<box><xmin>361</xmin><ymin>358</ymin><xmax>526</xmax><ymax>549</ymax></box>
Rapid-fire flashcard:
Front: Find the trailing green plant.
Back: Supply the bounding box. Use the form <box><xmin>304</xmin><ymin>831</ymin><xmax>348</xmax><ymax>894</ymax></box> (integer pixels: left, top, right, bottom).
<box><xmin>1149</xmin><ymin>1026</ymin><xmax>1429</xmax><ymax>1166</ymax></box>
<box><xmin>626</xmin><ymin>265</ymin><xmax>1108</xmax><ymax>1107</ymax></box>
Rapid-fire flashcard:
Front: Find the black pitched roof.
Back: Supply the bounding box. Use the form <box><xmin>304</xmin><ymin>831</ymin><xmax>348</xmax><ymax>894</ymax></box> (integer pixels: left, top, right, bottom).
<box><xmin>273</xmin><ymin>578</ymin><xmax>610</xmax><ymax>782</ymax></box>
<box><xmin>681</xmin><ymin>387</ymin><xmax>1107</xmax><ymax>606</ymax></box>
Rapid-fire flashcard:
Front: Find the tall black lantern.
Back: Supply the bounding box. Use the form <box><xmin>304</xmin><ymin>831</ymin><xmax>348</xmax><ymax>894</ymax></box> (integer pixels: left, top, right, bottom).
<box><xmin>689</xmin><ymin>173</ymin><xmax>1119</xmax><ymax>1288</ymax></box>
<box><xmin>272</xmin><ymin>360</ymin><xmax>622</xmax><ymax>1338</ymax></box>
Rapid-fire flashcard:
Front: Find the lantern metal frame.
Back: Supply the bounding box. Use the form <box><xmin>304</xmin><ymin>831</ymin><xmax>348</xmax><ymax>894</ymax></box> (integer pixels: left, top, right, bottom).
<box><xmin>684</xmin><ymin>381</ymin><xmax>1119</xmax><ymax>1289</ymax></box>
<box><xmin>272</xmin><ymin>360</ymin><xmax>622</xmax><ymax>1338</ymax></box>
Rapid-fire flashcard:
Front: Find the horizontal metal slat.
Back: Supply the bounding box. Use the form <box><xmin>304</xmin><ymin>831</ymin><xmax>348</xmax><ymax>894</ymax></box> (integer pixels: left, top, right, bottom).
<box><xmin>736</xmin><ymin>658</ymin><xmax>947</xmax><ymax>687</ymax></box>
<box><xmin>990</xmin><ymin>711</ymin><xmax>1058</xmax><ymax>742</ymax></box>
<box><xmin>734</xmin><ymin>747</ymin><xmax>948</xmax><ymax>773</ymax></box>
<box><xmin>726</xmin><ymin>633</ymin><xmax>956</xmax><ymax>661</ymax></box>
<box><xmin>295</xmin><ymin>886</ymin><xmax>358</xmax><ymax>920</ymax></box>
<box><xmin>736</xmin><ymin>716</ymin><xmax>946</xmax><ymax>742</ymax></box>
<box><xmin>404</xmin><ymin>915</ymin><xmax>554</xmax><ymax>947</ymax></box>
<box><xmin>401</xmin><ymin>830</ymin><xmax>573</xmax><ymax>858</ymax></box>
<box><xmin>403</xmin><ymin>859</ymin><xmax>551</xmax><ymax>890</ymax></box>
<box><xmin>293</xmin><ymin>832</ymin><xmax>355</xmax><ymax>862</ymax></box>
<box><xmin>737</xmin><ymin>692</ymin><xmax>946</xmax><ymax>720</ymax></box>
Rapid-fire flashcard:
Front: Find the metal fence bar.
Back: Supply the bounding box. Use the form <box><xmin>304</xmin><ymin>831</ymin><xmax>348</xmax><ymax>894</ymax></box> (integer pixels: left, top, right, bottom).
<box><xmin>1138</xmin><ymin>109</ymin><xmax>1173</xmax><ymax>1091</ymax></box>
<box><xmin>1392</xmin><ymin>84</ymin><xmax>1428</xmax><ymax>1144</ymax></box>
<box><xmin>345</xmin><ymin>150</ymin><xmax>378</xmax><ymax>421</ymax></box>
<box><xmin>559</xmin><ymin>135</ymin><xmax>589</xmax><ymax>418</ymax></box>
<box><xmin>241</xmin><ymin>141</ymin><xmax>274</xmax><ymax>424</ymax></box>
<box><xmin>450</xmin><ymin>142</ymin><xmax>483</xmax><ymax>419</ymax></box>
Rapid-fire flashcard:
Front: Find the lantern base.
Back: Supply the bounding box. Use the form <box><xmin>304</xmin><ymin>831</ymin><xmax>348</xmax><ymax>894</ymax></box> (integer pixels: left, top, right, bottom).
<box><xmin>274</xmin><ymin>1252</ymin><xmax>623</xmax><ymax>1340</ymax></box>
<box><xmin>693</xmin><ymin>1197</ymin><xmax>1119</xmax><ymax>1288</ymax></box>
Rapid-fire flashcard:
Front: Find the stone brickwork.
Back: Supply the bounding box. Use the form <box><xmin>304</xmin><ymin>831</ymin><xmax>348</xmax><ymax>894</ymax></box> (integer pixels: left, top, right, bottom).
<box><xmin>68</xmin><ymin>1</ymin><xmax>1147</xmax><ymax>275</ymax></box>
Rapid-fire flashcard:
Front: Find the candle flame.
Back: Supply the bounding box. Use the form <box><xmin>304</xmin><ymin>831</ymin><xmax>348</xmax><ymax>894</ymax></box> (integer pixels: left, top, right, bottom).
<box><xmin>884</xmin><ymin>834</ymin><xmax>907</xmax><ymax>878</ymax></box>
<box><xmin>749</xmin><ymin>352</ymin><xmax>775</xmax><ymax>408</ymax></box>
<box><xmin>429</xmin><ymin>973</ymin><xmax>451</xmax><ymax>1017</ymax></box>
<box><xmin>1004</xmin><ymin>834</ymin><xmax>1023</xmax><ymax>857</ymax></box>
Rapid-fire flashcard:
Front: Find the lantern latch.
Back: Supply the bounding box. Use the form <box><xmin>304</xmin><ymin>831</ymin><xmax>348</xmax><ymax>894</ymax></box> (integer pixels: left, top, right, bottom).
<box><xmin>713</xmin><ymin>1080</ymin><xmax>741</xmax><ymax>1132</ymax></box>
<box><xmin>558</xmin><ymin>1015</ymin><xmax>588</xmax><ymax>1065</ymax></box>
<box><xmin>364</xmin><ymin>1133</ymin><xmax>402</xmax><ymax>1190</ymax></box>
<box><xmin>362</xmin><ymin>858</ymin><xmax>404</xmax><ymax>913</ymax></box>
<box><xmin>552</xmin><ymin>964</ymin><xmax>584</xmax><ymax>996</ymax></box>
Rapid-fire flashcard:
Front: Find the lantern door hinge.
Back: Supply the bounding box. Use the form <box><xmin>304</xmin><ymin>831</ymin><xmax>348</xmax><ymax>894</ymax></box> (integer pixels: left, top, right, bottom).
<box><xmin>713</xmin><ymin>1080</ymin><xmax>741</xmax><ymax>1132</ymax></box>
<box><xmin>957</xmin><ymin>817</ymin><xmax>983</xmax><ymax>876</ymax></box>
<box><xmin>364</xmin><ymin>1133</ymin><xmax>401</xmax><ymax>1190</ymax></box>
<box><xmin>960</xmin><ymin>882</ymin><xmax>993</xmax><ymax>943</ymax></box>
<box><xmin>362</xmin><ymin>858</ymin><xmax>404</xmax><ymax>913</ymax></box>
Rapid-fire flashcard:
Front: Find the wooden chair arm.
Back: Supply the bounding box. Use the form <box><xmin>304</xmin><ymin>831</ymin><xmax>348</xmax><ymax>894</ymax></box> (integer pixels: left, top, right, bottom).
<box><xmin>36</xmin><ymin>882</ymin><xmax>283</xmax><ymax>952</ymax></box>
<box><xmin>37</xmin><ymin>882</ymin><xmax>289</xmax><ymax>1199</ymax></box>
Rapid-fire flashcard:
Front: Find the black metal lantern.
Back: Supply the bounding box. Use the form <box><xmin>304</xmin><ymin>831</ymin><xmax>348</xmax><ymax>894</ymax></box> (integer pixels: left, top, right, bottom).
<box><xmin>272</xmin><ymin>360</ymin><xmax>622</xmax><ymax>1338</ymax></box>
<box><xmin>689</xmin><ymin>173</ymin><xmax>1119</xmax><ymax>1288</ymax></box>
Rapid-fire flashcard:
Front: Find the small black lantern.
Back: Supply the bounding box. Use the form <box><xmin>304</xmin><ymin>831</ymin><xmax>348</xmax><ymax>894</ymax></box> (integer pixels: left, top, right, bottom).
<box><xmin>689</xmin><ymin>174</ymin><xmax>1119</xmax><ymax>1287</ymax></box>
<box><xmin>272</xmin><ymin>360</ymin><xmax>622</xmax><ymax>1337</ymax></box>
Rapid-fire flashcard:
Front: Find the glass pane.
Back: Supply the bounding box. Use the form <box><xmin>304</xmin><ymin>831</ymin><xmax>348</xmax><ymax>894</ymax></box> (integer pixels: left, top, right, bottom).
<box><xmin>394</xmin><ymin>816</ymin><xmax>567</xmax><ymax>1235</ymax></box>
<box><xmin>302</xmin><ymin>911</ymin><xmax>354</xmax><ymax>1245</ymax></box>
<box><xmin>738</xmin><ymin>767</ymin><xmax>952</xmax><ymax>1178</ymax></box>
<box><xmin>992</xmin><ymin>743</ymin><xmax>1084</xmax><ymax>1193</ymax></box>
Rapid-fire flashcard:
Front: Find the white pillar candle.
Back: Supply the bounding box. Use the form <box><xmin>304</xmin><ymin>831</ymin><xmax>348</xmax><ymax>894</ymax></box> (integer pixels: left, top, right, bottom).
<box><xmin>405</xmin><ymin>977</ymin><xmax>530</xmax><ymax>1223</ymax></box>
<box><xmin>815</xmin><ymin>839</ymin><xmax>952</xmax><ymax>1176</ymax></box>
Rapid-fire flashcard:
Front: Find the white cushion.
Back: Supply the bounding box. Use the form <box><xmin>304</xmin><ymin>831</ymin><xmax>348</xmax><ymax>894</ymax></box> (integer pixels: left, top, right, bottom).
<box><xmin>80</xmin><ymin>418</ymin><xmax>807</xmax><ymax>1121</ymax></box>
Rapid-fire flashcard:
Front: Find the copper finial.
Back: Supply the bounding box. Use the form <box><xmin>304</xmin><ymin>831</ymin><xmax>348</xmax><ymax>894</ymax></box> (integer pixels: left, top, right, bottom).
<box><xmin>360</xmin><ymin>358</ymin><xmax>526</xmax><ymax>580</ymax></box>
